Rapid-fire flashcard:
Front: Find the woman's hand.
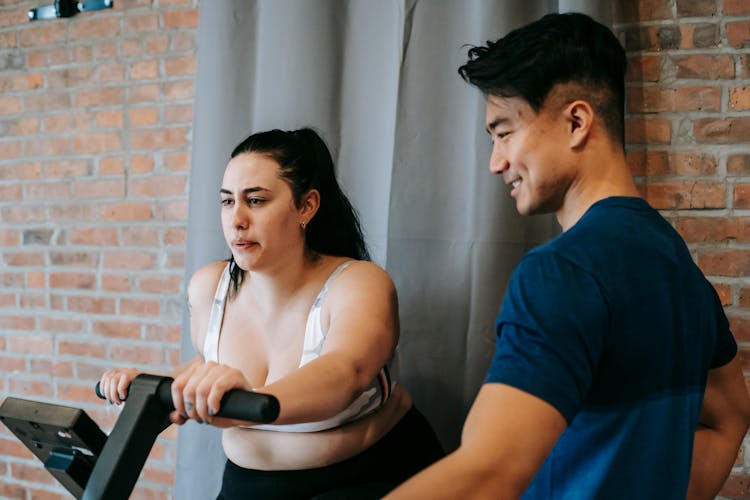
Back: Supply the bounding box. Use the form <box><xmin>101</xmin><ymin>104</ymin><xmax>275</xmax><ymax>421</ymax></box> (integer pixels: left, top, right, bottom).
<box><xmin>169</xmin><ymin>360</ymin><xmax>254</xmax><ymax>426</ymax></box>
<box><xmin>99</xmin><ymin>367</ymin><xmax>141</xmax><ymax>405</ymax></box>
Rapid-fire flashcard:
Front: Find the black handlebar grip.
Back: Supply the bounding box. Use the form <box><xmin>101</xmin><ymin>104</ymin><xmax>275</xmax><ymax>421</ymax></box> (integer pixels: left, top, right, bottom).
<box><xmin>95</xmin><ymin>376</ymin><xmax>280</xmax><ymax>423</ymax></box>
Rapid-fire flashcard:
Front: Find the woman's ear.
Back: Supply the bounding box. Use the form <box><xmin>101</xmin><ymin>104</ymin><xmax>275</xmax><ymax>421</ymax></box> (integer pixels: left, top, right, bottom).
<box><xmin>300</xmin><ymin>189</ymin><xmax>320</xmax><ymax>223</ymax></box>
<box><xmin>565</xmin><ymin>100</ymin><xmax>593</xmax><ymax>149</ymax></box>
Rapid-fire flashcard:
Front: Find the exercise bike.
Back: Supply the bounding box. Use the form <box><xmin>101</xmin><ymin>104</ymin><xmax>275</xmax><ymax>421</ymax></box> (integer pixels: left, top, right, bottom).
<box><xmin>0</xmin><ymin>374</ymin><xmax>279</xmax><ymax>500</ymax></box>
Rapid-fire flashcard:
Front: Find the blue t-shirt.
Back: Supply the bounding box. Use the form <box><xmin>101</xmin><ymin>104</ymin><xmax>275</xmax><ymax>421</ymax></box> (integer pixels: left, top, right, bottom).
<box><xmin>486</xmin><ymin>197</ymin><xmax>736</xmax><ymax>499</ymax></box>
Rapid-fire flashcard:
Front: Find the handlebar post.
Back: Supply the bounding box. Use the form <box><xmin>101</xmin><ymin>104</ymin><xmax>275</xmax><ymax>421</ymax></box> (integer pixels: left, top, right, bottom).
<box><xmin>82</xmin><ymin>374</ymin><xmax>172</xmax><ymax>500</ymax></box>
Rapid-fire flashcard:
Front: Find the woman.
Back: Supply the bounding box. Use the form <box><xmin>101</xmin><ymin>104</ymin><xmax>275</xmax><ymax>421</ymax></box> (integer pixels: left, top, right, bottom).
<box><xmin>100</xmin><ymin>128</ymin><xmax>444</xmax><ymax>499</ymax></box>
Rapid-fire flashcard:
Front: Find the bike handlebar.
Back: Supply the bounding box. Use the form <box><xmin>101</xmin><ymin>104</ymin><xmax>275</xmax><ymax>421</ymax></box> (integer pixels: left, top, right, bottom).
<box><xmin>95</xmin><ymin>375</ymin><xmax>280</xmax><ymax>423</ymax></box>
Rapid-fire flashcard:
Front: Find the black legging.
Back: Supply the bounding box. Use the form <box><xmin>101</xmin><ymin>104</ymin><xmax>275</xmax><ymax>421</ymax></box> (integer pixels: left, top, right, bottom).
<box><xmin>216</xmin><ymin>406</ymin><xmax>445</xmax><ymax>500</ymax></box>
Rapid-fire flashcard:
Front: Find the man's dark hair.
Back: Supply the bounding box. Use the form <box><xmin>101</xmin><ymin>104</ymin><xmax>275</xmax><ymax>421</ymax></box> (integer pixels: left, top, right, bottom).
<box><xmin>227</xmin><ymin>128</ymin><xmax>370</xmax><ymax>296</ymax></box>
<box><xmin>458</xmin><ymin>12</ymin><xmax>627</xmax><ymax>146</ymax></box>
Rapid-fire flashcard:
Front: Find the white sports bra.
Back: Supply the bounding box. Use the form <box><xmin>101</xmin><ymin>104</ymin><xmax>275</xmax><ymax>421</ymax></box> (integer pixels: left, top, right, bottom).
<box><xmin>202</xmin><ymin>260</ymin><xmax>395</xmax><ymax>432</ymax></box>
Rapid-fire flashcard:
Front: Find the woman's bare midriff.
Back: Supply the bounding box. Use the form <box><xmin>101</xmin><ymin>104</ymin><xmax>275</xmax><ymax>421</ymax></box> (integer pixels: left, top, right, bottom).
<box><xmin>222</xmin><ymin>384</ymin><xmax>412</xmax><ymax>470</ymax></box>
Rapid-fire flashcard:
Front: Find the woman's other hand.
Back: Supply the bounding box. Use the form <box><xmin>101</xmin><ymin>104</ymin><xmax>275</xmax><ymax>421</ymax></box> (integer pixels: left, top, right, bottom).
<box><xmin>99</xmin><ymin>367</ymin><xmax>141</xmax><ymax>405</ymax></box>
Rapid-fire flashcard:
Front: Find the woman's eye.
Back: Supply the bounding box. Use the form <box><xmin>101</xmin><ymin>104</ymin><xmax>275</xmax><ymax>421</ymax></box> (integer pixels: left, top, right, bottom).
<box><xmin>497</xmin><ymin>131</ymin><xmax>511</xmax><ymax>139</ymax></box>
<box><xmin>221</xmin><ymin>198</ymin><xmax>233</xmax><ymax>206</ymax></box>
<box><xmin>247</xmin><ymin>198</ymin><xmax>264</xmax><ymax>205</ymax></box>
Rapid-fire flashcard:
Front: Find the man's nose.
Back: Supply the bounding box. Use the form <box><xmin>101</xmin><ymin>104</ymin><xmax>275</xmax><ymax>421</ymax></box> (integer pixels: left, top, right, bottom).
<box><xmin>489</xmin><ymin>143</ymin><xmax>509</xmax><ymax>174</ymax></box>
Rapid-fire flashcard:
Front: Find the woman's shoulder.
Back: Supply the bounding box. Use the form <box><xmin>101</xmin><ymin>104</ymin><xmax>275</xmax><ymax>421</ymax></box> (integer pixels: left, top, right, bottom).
<box><xmin>326</xmin><ymin>258</ymin><xmax>396</xmax><ymax>297</ymax></box>
<box><xmin>187</xmin><ymin>260</ymin><xmax>230</xmax><ymax>307</ymax></box>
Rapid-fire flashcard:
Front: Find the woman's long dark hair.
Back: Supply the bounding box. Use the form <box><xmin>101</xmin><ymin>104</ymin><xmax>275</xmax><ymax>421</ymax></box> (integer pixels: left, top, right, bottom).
<box><xmin>226</xmin><ymin>128</ymin><xmax>370</xmax><ymax>297</ymax></box>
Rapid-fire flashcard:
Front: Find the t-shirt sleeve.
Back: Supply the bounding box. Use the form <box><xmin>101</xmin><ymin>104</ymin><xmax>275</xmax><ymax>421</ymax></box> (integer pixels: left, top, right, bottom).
<box><xmin>485</xmin><ymin>251</ymin><xmax>610</xmax><ymax>424</ymax></box>
<box><xmin>709</xmin><ymin>285</ymin><xmax>737</xmax><ymax>369</ymax></box>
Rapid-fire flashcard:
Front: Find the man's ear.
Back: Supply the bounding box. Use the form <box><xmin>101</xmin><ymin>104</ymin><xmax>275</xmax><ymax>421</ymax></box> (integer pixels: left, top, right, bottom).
<box><xmin>300</xmin><ymin>189</ymin><xmax>320</xmax><ymax>222</ymax></box>
<box><xmin>565</xmin><ymin>100</ymin><xmax>593</xmax><ymax>149</ymax></box>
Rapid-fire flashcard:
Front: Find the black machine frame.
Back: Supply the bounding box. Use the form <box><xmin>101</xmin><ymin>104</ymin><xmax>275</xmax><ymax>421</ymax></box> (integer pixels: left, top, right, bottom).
<box><xmin>0</xmin><ymin>373</ymin><xmax>279</xmax><ymax>500</ymax></box>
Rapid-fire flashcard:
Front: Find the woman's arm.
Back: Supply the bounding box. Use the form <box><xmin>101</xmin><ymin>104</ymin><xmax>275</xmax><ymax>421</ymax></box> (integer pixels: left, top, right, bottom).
<box><xmin>179</xmin><ymin>261</ymin><xmax>399</xmax><ymax>426</ymax></box>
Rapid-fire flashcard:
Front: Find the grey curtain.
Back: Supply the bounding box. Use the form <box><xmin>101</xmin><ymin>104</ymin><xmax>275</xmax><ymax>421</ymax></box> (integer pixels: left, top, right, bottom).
<box><xmin>178</xmin><ymin>1</ymin><xmax>608</xmax><ymax>497</ymax></box>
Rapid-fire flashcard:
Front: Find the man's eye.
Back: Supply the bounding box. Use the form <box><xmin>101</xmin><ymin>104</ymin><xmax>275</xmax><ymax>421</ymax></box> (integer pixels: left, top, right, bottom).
<box><xmin>497</xmin><ymin>131</ymin><xmax>511</xmax><ymax>139</ymax></box>
<box><xmin>221</xmin><ymin>198</ymin><xmax>233</xmax><ymax>206</ymax></box>
<box><xmin>248</xmin><ymin>198</ymin><xmax>264</xmax><ymax>205</ymax></box>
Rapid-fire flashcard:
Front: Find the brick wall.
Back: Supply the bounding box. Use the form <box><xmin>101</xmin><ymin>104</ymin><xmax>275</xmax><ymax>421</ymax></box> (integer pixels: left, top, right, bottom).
<box><xmin>613</xmin><ymin>0</ymin><xmax>750</xmax><ymax>497</ymax></box>
<box><xmin>0</xmin><ymin>0</ymin><xmax>197</xmax><ymax>498</ymax></box>
<box><xmin>0</xmin><ymin>0</ymin><xmax>748</xmax><ymax>498</ymax></box>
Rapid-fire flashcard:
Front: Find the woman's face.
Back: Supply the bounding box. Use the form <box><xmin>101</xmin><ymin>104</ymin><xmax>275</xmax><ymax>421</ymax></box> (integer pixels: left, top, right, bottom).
<box><xmin>220</xmin><ymin>152</ymin><xmax>308</xmax><ymax>272</ymax></box>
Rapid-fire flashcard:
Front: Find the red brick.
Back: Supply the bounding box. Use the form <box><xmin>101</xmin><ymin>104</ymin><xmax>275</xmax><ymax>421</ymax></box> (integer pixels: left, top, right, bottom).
<box><xmin>18</xmin><ymin>24</ymin><xmax>66</xmax><ymax>47</ymax></box>
<box><xmin>0</xmin><ymin>482</ymin><xmax>25</xmax><ymax>500</ymax></box>
<box><xmin>0</xmin><ymin>162</ymin><xmax>41</xmax><ymax>181</ymax></box>
<box><xmin>730</xmin><ymin>86</ymin><xmax>750</xmax><ymax>111</ymax></box>
<box><xmin>21</xmin><ymin>487</ymin><xmax>66</xmax><ymax>500</ymax></box>
<box><xmin>130</xmin><ymin>128</ymin><xmax>188</xmax><ymax>150</ymax></box>
<box><xmin>144</xmin><ymin>324</ymin><xmax>182</xmax><ymax>343</ymax></box>
<box><xmin>676</xmin><ymin>217</ymin><xmax>745</xmax><ymax>243</ymax></box>
<box><xmin>129</xmin><ymin>176</ymin><xmax>185</xmax><ymax>197</ymax></box>
<box><xmin>94</xmin><ymin>40</ymin><xmax>118</xmax><ymax>60</ymax></box>
<box><xmin>162</xmin><ymin>8</ymin><xmax>199</xmax><ymax>28</ymax></box>
<box><xmin>71</xmin><ymin>132</ymin><xmax>123</xmax><ymax>154</ymax></box>
<box><xmin>67</xmin><ymin>295</ymin><xmax>116</xmax><ymax>314</ymax></box>
<box><xmin>24</xmin><ymin>92</ymin><xmax>71</xmax><ymax>113</ymax></box>
<box><xmin>19</xmin><ymin>293</ymin><xmax>45</xmax><ymax>309</ymax></box>
<box><xmin>0</xmin><ymin>436</ymin><xmax>32</xmax><ymax>459</ymax></box>
<box><xmin>728</xmin><ymin>315</ymin><xmax>750</xmax><ymax>342</ymax></box>
<box><xmin>721</xmin><ymin>472</ymin><xmax>750</xmax><ymax>497</ymax></box>
<box><xmin>725</xmin><ymin>0</ymin><xmax>750</xmax><ymax>14</ymax></box>
<box><xmin>734</xmin><ymin>184</ymin><xmax>750</xmax><ymax>208</ymax></box>
<box><xmin>96</xmin><ymin>110</ymin><xmax>124</xmax><ymax>128</ymax></box>
<box><xmin>98</xmin><ymin>63</ymin><xmax>125</xmax><ymax>82</ymax></box>
<box><xmin>73</xmin><ymin>178</ymin><xmax>125</xmax><ymax>198</ymax></box>
<box><xmin>161</xmin><ymin>200</ymin><xmax>188</xmax><ymax>221</ymax></box>
<box><xmin>698</xmin><ymin>249</ymin><xmax>750</xmax><ymax>277</ymax></box>
<box><xmin>0</xmin><ymin>229</ymin><xmax>20</xmax><ymax>246</ymax></box>
<box><xmin>102</xmin><ymin>273</ymin><xmax>131</xmax><ymax>292</ymax></box>
<box><xmin>24</xmin><ymin>137</ymin><xmax>69</xmax><ymax>157</ymax></box>
<box><xmin>44</xmin><ymin>111</ymin><xmax>94</xmax><ymax>133</ymax></box>
<box><xmin>124</xmin><ymin>12</ymin><xmax>159</xmax><ymax>34</ymax></box>
<box><xmin>92</xmin><ymin>320</ymin><xmax>141</xmax><ymax>339</ymax></box>
<box><xmin>164</xmin><ymin>80</ymin><xmax>193</xmax><ymax>100</ymax></box>
<box><xmin>74</xmin><ymin>87</ymin><xmax>125</xmax><ymax>107</ymax></box>
<box><xmin>59</xmin><ymin>340</ymin><xmax>107</xmax><ymax>358</ymax></box>
<box><xmin>130</xmin><ymin>84</ymin><xmax>162</xmax><ymax>106</ymax></box>
<box><xmin>613</xmin><ymin>0</ymin><xmax>671</xmax><ymax>22</ymax></box>
<box><xmin>49</xmin><ymin>272</ymin><xmax>96</xmax><ymax>290</ymax></box>
<box><xmin>121</xmin><ymin>227</ymin><xmax>159</xmax><ymax>246</ymax></box>
<box><xmin>171</xmin><ymin>32</ymin><xmax>195</xmax><ymax>51</ymax></box>
<box><xmin>121</xmin><ymin>298</ymin><xmax>160</xmax><ymax>316</ymax></box>
<box><xmin>47</xmin><ymin>66</ymin><xmax>95</xmax><ymax>89</ymax></box>
<box><xmin>103</xmin><ymin>251</ymin><xmax>156</xmax><ymax>269</ymax></box>
<box><xmin>740</xmin><ymin>287</ymin><xmax>750</xmax><ymax>308</ymax></box>
<box><xmin>165</xmin><ymin>56</ymin><xmax>196</xmax><ymax>76</ymax></box>
<box><xmin>68</xmin><ymin>227</ymin><xmax>119</xmax><ymax>246</ymax></box>
<box><xmin>139</xmin><ymin>275</ymin><xmax>182</xmax><ymax>294</ymax></box>
<box><xmin>41</xmin><ymin>159</ymin><xmax>91</xmax><ymax>178</ymax></box>
<box><xmin>3</xmin><ymin>252</ymin><xmax>44</xmax><ymax>266</ymax></box>
<box><xmin>0</xmin><ymin>95</ymin><xmax>22</xmax><ymax>114</ymax></box>
<box><xmin>39</xmin><ymin>316</ymin><xmax>85</xmax><ymax>333</ymax></box>
<box><xmin>100</xmin><ymin>156</ymin><xmax>126</xmax><ymax>175</ymax></box>
<box><xmin>69</xmin><ymin>16</ymin><xmax>121</xmax><ymax>40</ymax></box>
<box><xmin>164</xmin><ymin>228</ymin><xmax>186</xmax><ymax>245</ymax></box>
<box><xmin>111</xmin><ymin>344</ymin><xmax>164</xmax><ymax>364</ymax></box>
<box><xmin>131</xmin><ymin>60</ymin><xmax>159</xmax><ymax>80</ymax></box>
<box><xmin>164</xmin><ymin>105</ymin><xmax>193</xmax><ymax>125</ymax></box>
<box><xmin>28</xmin><ymin>359</ymin><xmax>74</xmax><ymax>378</ymax></box>
<box><xmin>56</xmin><ymin>383</ymin><xmax>101</xmax><ymax>404</ymax></box>
<box><xmin>0</xmin><ymin>316</ymin><xmax>36</xmax><ymax>331</ymax></box>
<box><xmin>8</xmin><ymin>378</ymin><xmax>53</xmax><ymax>398</ymax></box>
<box><xmin>0</xmin><ymin>355</ymin><xmax>24</xmax><ymax>371</ymax></box>
<box><xmin>0</xmin><ymin>293</ymin><xmax>16</xmax><ymax>308</ymax></box>
<box><xmin>727</xmin><ymin>21</ymin><xmax>750</xmax><ymax>48</ymax></box>
<box><xmin>130</xmin><ymin>107</ymin><xmax>159</xmax><ymax>127</ymax></box>
<box><xmin>641</xmin><ymin>182</ymin><xmax>726</xmax><ymax>209</ymax></box>
<box><xmin>131</xmin><ymin>155</ymin><xmax>155</xmax><ymax>173</ymax></box>
<box><xmin>145</xmin><ymin>35</ymin><xmax>169</xmax><ymax>54</ymax></box>
<box><xmin>99</xmin><ymin>202</ymin><xmax>152</xmax><ymax>221</ymax></box>
<box><xmin>0</xmin><ymin>184</ymin><xmax>22</xmax><ymax>201</ymax></box>
<box><xmin>694</xmin><ymin>117</ymin><xmax>750</xmax><ymax>144</ymax></box>
<box><xmin>676</xmin><ymin>0</ymin><xmax>715</xmax><ymax>16</ymax></box>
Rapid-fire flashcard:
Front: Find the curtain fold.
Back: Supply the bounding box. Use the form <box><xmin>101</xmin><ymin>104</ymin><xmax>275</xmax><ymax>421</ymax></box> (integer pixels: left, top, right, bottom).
<box><xmin>179</xmin><ymin>1</ymin><xmax>606</xmax><ymax>496</ymax></box>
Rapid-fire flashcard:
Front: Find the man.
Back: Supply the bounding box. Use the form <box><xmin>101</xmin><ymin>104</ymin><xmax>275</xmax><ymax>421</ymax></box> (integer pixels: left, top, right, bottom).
<box><xmin>387</xmin><ymin>12</ymin><xmax>750</xmax><ymax>499</ymax></box>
